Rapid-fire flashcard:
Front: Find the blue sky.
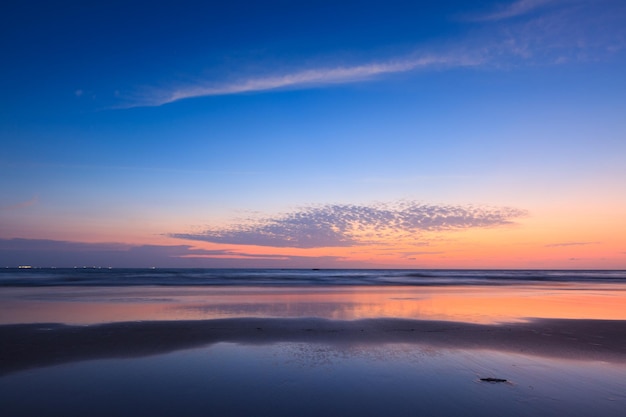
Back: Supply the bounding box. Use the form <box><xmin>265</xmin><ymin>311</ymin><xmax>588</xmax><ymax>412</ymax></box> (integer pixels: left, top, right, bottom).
<box><xmin>1</xmin><ymin>0</ymin><xmax>625</xmax><ymax>268</ymax></box>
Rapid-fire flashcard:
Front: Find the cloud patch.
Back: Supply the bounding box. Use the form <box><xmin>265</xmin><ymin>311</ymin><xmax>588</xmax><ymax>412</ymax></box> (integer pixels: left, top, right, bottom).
<box><xmin>0</xmin><ymin>238</ymin><xmax>346</xmax><ymax>268</ymax></box>
<box><xmin>545</xmin><ymin>241</ymin><xmax>598</xmax><ymax>248</ymax></box>
<box><xmin>172</xmin><ymin>202</ymin><xmax>527</xmax><ymax>249</ymax></box>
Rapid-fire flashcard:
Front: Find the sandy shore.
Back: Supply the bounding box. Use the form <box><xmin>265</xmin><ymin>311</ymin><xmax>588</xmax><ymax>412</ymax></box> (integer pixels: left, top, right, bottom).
<box><xmin>2</xmin><ymin>317</ymin><xmax>625</xmax><ymax>376</ymax></box>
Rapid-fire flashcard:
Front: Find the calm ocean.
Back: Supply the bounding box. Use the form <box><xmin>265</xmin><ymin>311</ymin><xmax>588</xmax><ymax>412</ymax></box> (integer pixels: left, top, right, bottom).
<box><xmin>1</xmin><ymin>268</ymin><xmax>625</xmax><ymax>287</ymax></box>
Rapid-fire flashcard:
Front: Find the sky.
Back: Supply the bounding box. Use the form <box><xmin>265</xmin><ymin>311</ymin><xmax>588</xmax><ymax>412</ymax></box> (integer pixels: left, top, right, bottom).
<box><xmin>1</xmin><ymin>0</ymin><xmax>625</xmax><ymax>268</ymax></box>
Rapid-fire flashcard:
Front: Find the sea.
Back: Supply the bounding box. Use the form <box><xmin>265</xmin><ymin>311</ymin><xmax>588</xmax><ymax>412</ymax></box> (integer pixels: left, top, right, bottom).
<box><xmin>1</xmin><ymin>267</ymin><xmax>625</xmax><ymax>287</ymax></box>
<box><xmin>3</xmin><ymin>267</ymin><xmax>626</xmax><ymax>416</ymax></box>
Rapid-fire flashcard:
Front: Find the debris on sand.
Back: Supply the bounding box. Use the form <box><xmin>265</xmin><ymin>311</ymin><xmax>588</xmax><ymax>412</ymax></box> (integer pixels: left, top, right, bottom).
<box><xmin>480</xmin><ymin>377</ymin><xmax>508</xmax><ymax>383</ymax></box>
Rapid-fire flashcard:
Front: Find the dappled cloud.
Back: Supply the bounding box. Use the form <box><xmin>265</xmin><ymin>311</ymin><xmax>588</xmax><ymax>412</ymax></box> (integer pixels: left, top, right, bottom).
<box><xmin>172</xmin><ymin>202</ymin><xmax>527</xmax><ymax>249</ymax></box>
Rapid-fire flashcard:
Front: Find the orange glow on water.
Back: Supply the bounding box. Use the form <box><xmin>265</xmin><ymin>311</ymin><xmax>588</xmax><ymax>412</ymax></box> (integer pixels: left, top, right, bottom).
<box><xmin>2</xmin><ymin>283</ymin><xmax>626</xmax><ymax>325</ymax></box>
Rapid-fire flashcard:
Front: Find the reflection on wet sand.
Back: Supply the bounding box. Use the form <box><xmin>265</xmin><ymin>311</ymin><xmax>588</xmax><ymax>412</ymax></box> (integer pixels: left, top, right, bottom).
<box><xmin>2</xmin><ymin>284</ymin><xmax>626</xmax><ymax>325</ymax></box>
<box><xmin>2</xmin><ymin>317</ymin><xmax>626</xmax><ymax>376</ymax></box>
<box><xmin>3</xmin><ymin>283</ymin><xmax>626</xmax><ymax>417</ymax></box>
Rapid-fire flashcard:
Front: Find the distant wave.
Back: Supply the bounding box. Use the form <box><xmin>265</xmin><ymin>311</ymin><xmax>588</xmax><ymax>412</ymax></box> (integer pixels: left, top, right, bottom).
<box><xmin>1</xmin><ymin>268</ymin><xmax>625</xmax><ymax>287</ymax></box>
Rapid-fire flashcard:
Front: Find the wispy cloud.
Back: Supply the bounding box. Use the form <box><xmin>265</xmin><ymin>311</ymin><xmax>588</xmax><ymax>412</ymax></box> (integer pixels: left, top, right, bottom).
<box><xmin>172</xmin><ymin>201</ymin><xmax>527</xmax><ymax>249</ymax></box>
<box><xmin>119</xmin><ymin>0</ymin><xmax>624</xmax><ymax>108</ymax></box>
<box><xmin>401</xmin><ymin>251</ymin><xmax>446</xmax><ymax>260</ymax></box>
<box><xmin>545</xmin><ymin>241</ymin><xmax>598</xmax><ymax>248</ymax></box>
<box><xmin>0</xmin><ymin>238</ymin><xmax>346</xmax><ymax>268</ymax></box>
<box><xmin>0</xmin><ymin>196</ymin><xmax>38</xmax><ymax>211</ymax></box>
<box><xmin>127</xmin><ymin>54</ymin><xmax>480</xmax><ymax>107</ymax></box>
<box><xmin>469</xmin><ymin>0</ymin><xmax>558</xmax><ymax>21</ymax></box>
<box><xmin>463</xmin><ymin>0</ymin><xmax>625</xmax><ymax>65</ymax></box>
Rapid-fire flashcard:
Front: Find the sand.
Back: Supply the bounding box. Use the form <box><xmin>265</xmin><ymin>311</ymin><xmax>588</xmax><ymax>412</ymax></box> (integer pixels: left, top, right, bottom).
<box><xmin>2</xmin><ymin>317</ymin><xmax>626</xmax><ymax>376</ymax></box>
<box><xmin>3</xmin><ymin>283</ymin><xmax>626</xmax><ymax>416</ymax></box>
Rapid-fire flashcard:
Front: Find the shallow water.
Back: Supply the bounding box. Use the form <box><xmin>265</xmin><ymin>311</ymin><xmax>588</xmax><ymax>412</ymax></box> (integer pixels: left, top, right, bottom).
<box><xmin>2</xmin><ymin>277</ymin><xmax>626</xmax><ymax>416</ymax></box>
<box><xmin>2</xmin><ymin>342</ymin><xmax>625</xmax><ymax>417</ymax></box>
<box><xmin>2</xmin><ymin>283</ymin><xmax>626</xmax><ymax>324</ymax></box>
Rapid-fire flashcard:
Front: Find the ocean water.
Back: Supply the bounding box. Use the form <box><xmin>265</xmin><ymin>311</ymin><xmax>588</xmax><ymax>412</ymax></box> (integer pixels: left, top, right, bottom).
<box><xmin>2</xmin><ymin>341</ymin><xmax>625</xmax><ymax>417</ymax></box>
<box><xmin>1</xmin><ymin>267</ymin><xmax>625</xmax><ymax>287</ymax></box>
<box><xmin>2</xmin><ymin>268</ymin><xmax>626</xmax><ymax>416</ymax></box>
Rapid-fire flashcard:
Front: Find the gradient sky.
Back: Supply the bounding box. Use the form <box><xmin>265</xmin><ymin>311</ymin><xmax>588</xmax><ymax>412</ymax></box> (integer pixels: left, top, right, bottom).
<box><xmin>1</xmin><ymin>0</ymin><xmax>625</xmax><ymax>268</ymax></box>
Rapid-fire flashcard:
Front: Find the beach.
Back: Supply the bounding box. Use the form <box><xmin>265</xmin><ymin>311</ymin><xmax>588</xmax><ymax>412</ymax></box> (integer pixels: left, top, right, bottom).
<box><xmin>4</xmin><ymin>0</ymin><xmax>625</xmax><ymax>415</ymax></box>
<box><xmin>2</xmin><ymin>316</ymin><xmax>626</xmax><ymax>375</ymax></box>
<box><xmin>1</xmin><ymin>270</ymin><xmax>626</xmax><ymax>416</ymax></box>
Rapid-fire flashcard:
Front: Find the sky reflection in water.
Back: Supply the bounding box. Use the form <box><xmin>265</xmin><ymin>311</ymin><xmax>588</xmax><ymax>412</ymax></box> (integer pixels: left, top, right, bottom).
<box><xmin>2</xmin><ymin>284</ymin><xmax>626</xmax><ymax>416</ymax></box>
<box><xmin>1</xmin><ymin>341</ymin><xmax>625</xmax><ymax>417</ymax></box>
<box><xmin>2</xmin><ymin>283</ymin><xmax>626</xmax><ymax>325</ymax></box>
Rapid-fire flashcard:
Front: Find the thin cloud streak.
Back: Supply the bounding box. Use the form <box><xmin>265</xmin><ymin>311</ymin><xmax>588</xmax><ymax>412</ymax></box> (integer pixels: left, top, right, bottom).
<box><xmin>132</xmin><ymin>54</ymin><xmax>480</xmax><ymax>107</ymax></box>
<box><xmin>0</xmin><ymin>196</ymin><xmax>39</xmax><ymax>211</ymax></box>
<box><xmin>172</xmin><ymin>202</ymin><xmax>527</xmax><ymax>249</ymax></box>
<box><xmin>470</xmin><ymin>0</ymin><xmax>558</xmax><ymax>21</ymax></box>
<box><xmin>0</xmin><ymin>238</ymin><xmax>346</xmax><ymax>268</ymax></box>
<box><xmin>119</xmin><ymin>0</ymin><xmax>623</xmax><ymax>108</ymax></box>
<box><xmin>546</xmin><ymin>241</ymin><xmax>598</xmax><ymax>248</ymax></box>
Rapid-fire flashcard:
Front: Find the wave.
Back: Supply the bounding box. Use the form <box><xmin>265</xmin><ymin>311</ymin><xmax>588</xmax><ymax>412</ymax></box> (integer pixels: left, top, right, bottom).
<box><xmin>1</xmin><ymin>268</ymin><xmax>625</xmax><ymax>287</ymax></box>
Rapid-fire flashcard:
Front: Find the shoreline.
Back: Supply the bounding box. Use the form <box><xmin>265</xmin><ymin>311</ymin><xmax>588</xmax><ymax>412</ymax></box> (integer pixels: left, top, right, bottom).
<box><xmin>2</xmin><ymin>317</ymin><xmax>626</xmax><ymax>376</ymax></box>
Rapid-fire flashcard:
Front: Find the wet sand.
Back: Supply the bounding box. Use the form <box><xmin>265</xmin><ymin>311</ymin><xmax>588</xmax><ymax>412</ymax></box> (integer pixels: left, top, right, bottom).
<box><xmin>3</xmin><ymin>282</ymin><xmax>626</xmax><ymax>417</ymax></box>
<box><xmin>2</xmin><ymin>317</ymin><xmax>626</xmax><ymax>376</ymax></box>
